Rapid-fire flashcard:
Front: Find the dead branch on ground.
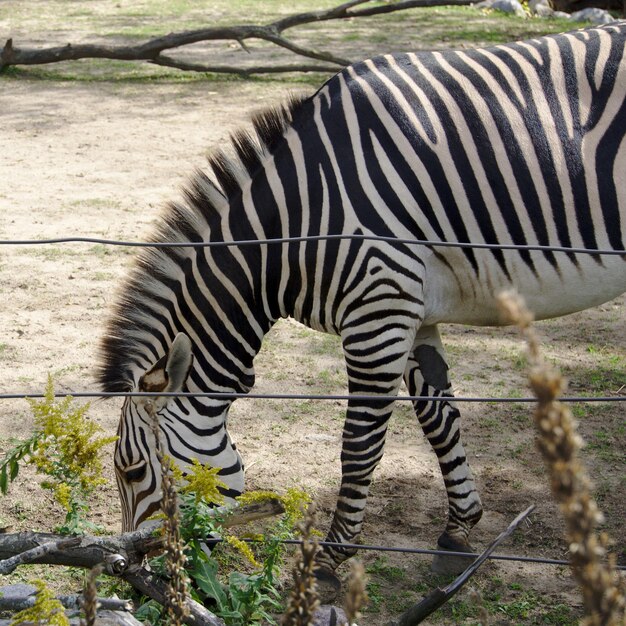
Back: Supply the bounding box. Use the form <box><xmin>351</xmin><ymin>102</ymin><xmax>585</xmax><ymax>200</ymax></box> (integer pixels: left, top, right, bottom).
<box><xmin>0</xmin><ymin>536</ymin><xmax>81</xmax><ymax>574</ymax></box>
<box><xmin>122</xmin><ymin>568</ymin><xmax>226</xmax><ymax>626</ymax></box>
<box><xmin>0</xmin><ymin>0</ymin><xmax>474</xmax><ymax>75</ymax></box>
<box><xmin>0</xmin><ymin>498</ymin><xmax>282</xmax><ymax>626</ymax></box>
<box><xmin>0</xmin><ymin>497</ymin><xmax>283</xmax><ymax>572</ymax></box>
<box><xmin>498</xmin><ymin>291</ymin><xmax>626</xmax><ymax>625</ymax></box>
<box><xmin>390</xmin><ymin>505</ymin><xmax>536</xmax><ymax>625</ymax></box>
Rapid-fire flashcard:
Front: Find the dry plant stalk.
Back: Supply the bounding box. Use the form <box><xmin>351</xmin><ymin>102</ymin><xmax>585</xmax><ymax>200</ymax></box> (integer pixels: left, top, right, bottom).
<box><xmin>344</xmin><ymin>561</ymin><xmax>368</xmax><ymax>625</ymax></box>
<box><xmin>79</xmin><ymin>564</ymin><xmax>102</xmax><ymax>626</ymax></box>
<box><xmin>281</xmin><ymin>506</ymin><xmax>320</xmax><ymax>626</ymax></box>
<box><xmin>498</xmin><ymin>290</ymin><xmax>626</xmax><ymax>625</ymax></box>
<box><xmin>147</xmin><ymin>402</ymin><xmax>189</xmax><ymax>626</ymax></box>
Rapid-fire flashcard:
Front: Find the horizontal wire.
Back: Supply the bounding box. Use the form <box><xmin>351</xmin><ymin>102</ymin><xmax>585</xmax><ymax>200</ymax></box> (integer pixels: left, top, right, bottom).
<box><xmin>1</xmin><ymin>234</ymin><xmax>625</xmax><ymax>255</ymax></box>
<box><xmin>0</xmin><ymin>391</ymin><xmax>623</xmax><ymax>403</ymax></box>
<box><xmin>201</xmin><ymin>536</ymin><xmax>626</xmax><ymax>570</ymax></box>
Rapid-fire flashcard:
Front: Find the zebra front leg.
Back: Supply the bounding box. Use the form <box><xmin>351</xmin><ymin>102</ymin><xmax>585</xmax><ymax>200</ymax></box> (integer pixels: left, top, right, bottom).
<box><xmin>314</xmin><ymin>393</ymin><xmax>396</xmax><ymax>597</ymax></box>
<box><xmin>313</xmin><ymin>322</ymin><xmax>417</xmax><ymax>599</ymax></box>
<box><xmin>404</xmin><ymin>325</ymin><xmax>483</xmax><ymax>571</ymax></box>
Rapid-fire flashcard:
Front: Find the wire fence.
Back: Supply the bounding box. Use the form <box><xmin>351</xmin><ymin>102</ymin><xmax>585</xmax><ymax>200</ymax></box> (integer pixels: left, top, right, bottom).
<box><xmin>221</xmin><ymin>537</ymin><xmax>626</xmax><ymax>571</ymax></box>
<box><xmin>1</xmin><ymin>233</ymin><xmax>625</xmax><ymax>255</ymax></box>
<box><xmin>2</xmin><ymin>233</ymin><xmax>624</xmax><ymax>401</ymax></box>
<box><xmin>1</xmin><ymin>391</ymin><xmax>624</xmax><ymax>402</ymax></box>
<box><xmin>1</xmin><ymin>232</ymin><xmax>624</xmax><ymax>572</ymax></box>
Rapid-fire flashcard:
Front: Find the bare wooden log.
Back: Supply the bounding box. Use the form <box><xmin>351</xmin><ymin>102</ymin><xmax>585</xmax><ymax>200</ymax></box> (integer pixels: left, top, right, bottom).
<box><xmin>0</xmin><ymin>528</ymin><xmax>149</xmax><ymax>571</ymax></box>
<box><xmin>219</xmin><ymin>496</ymin><xmax>285</xmax><ymax>527</ymax></box>
<box><xmin>390</xmin><ymin>505</ymin><xmax>536</xmax><ymax>626</ymax></box>
<box><xmin>150</xmin><ymin>57</ymin><xmax>344</xmax><ymax>76</ymax></box>
<box><xmin>0</xmin><ymin>499</ymin><xmax>283</xmax><ymax>626</ymax></box>
<box><xmin>0</xmin><ymin>537</ymin><xmax>80</xmax><ymax>574</ymax></box>
<box><xmin>268</xmin><ymin>0</ymin><xmax>473</xmax><ymax>30</ymax></box>
<box><xmin>0</xmin><ymin>0</ymin><xmax>474</xmax><ymax>74</ymax></box>
<box><xmin>498</xmin><ymin>292</ymin><xmax>626</xmax><ymax>623</ymax></box>
<box><xmin>0</xmin><ymin>497</ymin><xmax>284</xmax><ymax>572</ymax></box>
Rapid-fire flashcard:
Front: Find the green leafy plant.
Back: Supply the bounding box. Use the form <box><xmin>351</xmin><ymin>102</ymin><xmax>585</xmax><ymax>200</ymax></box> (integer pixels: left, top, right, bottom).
<box><xmin>182</xmin><ymin>488</ymin><xmax>311</xmax><ymax>625</ymax></box>
<box><xmin>0</xmin><ymin>436</ymin><xmax>41</xmax><ymax>495</ymax></box>
<box><xmin>147</xmin><ymin>459</ymin><xmax>312</xmax><ymax>626</ymax></box>
<box><xmin>0</xmin><ymin>375</ymin><xmax>117</xmax><ymax>534</ymax></box>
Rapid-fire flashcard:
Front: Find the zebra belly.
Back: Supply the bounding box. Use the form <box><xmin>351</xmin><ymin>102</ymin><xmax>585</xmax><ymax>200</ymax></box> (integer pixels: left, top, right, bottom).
<box><xmin>422</xmin><ymin>250</ymin><xmax>626</xmax><ymax>326</ymax></box>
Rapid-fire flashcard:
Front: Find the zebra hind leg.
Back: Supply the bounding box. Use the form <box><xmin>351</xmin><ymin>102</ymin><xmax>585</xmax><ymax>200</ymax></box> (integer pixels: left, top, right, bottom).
<box><xmin>404</xmin><ymin>326</ymin><xmax>483</xmax><ymax>573</ymax></box>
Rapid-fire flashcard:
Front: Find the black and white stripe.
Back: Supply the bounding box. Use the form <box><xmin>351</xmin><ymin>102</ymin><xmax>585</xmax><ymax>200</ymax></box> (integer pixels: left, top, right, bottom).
<box><xmin>99</xmin><ymin>23</ymin><xmax>626</xmax><ymax>570</ymax></box>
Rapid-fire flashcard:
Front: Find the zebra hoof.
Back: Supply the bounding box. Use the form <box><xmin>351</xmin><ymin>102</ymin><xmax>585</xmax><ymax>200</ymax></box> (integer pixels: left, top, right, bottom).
<box><xmin>431</xmin><ymin>534</ymin><xmax>476</xmax><ymax>575</ymax></box>
<box><xmin>314</xmin><ymin>566</ymin><xmax>342</xmax><ymax>603</ymax></box>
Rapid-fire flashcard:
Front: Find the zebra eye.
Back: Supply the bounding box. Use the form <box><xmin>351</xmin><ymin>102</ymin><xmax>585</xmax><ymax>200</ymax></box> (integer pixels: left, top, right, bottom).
<box><xmin>121</xmin><ymin>460</ymin><xmax>147</xmax><ymax>483</ymax></box>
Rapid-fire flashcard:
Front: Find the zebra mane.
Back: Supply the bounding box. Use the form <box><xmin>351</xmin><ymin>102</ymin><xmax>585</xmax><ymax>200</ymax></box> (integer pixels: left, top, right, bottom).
<box><xmin>97</xmin><ymin>93</ymin><xmax>310</xmax><ymax>393</ymax></box>
<box><xmin>201</xmin><ymin>94</ymin><xmax>309</xmax><ymax>207</ymax></box>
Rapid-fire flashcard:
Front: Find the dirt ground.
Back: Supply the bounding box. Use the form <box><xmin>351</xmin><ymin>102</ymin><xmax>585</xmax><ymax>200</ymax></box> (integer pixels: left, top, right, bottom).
<box><xmin>0</xmin><ymin>11</ymin><xmax>625</xmax><ymax>625</ymax></box>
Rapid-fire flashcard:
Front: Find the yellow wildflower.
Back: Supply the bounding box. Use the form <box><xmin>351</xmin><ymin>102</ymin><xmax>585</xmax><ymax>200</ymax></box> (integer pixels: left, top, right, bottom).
<box><xmin>281</xmin><ymin>488</ymin><xmax>312</xmax><ymax>525</ymax></box>
<box><xmin>179</xmin><ymin>458</ymin><xmax>226</xmax><ymax>506</ymax></box>
<box><xmin>225</xmin><ymin>534</ymin><xmax>261</xmax><ymax>569</ymax></box>
<box><xmin>54</xmin><ymin>483</ymin><xmax>72</xmax><ymax>511</ymax></box>
<box><xmin>27</xmin><ymin>375</ymin><xmax>117</xmax><ymax>496</ymax></box>
<box><xmin>10</xmin><ymin>580</ymin><xmax>69</xmax><ymax>626</ymax></box>
<box><xmin>237</xmin><ymin>488</ymin><xmax>312</xmax><ymax>525</ymax></box>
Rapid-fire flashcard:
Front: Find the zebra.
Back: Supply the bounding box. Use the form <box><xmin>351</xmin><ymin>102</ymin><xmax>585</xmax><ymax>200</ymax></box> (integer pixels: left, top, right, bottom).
<box><xmin>98</xmin><ymin>23</ymin><xmax>626</xmax><ymax>584</ymax></box>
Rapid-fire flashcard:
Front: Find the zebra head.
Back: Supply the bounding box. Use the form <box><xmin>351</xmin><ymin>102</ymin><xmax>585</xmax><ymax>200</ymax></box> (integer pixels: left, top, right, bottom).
<box><xmin>113</xmin><ymin>333</ymin><xmax>245</xmax><ymax>531</ymax></box>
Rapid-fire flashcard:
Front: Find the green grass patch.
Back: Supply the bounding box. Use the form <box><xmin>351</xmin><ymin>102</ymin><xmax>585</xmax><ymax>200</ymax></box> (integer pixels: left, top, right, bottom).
<box><xmin>566</xmin><ymin>364</ymin><xmax>624</xmax><ymax>396</ymax></box>
<box><xmin>376</xmin><ymin>566</ymin><xmax>586</xmax><ymax>624</ymax></box>
<box><xmin>22</xmin><ymin>246</ymin><xmax>79</xmax><ymax>260</ymax></box>
<box><xmin>585</xmin><ymin>424</ymin><xmax>626</xmax><ymax>464</ymax></box>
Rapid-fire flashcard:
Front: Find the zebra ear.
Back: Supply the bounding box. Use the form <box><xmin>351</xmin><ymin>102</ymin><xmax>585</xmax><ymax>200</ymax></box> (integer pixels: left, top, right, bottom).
<box><xmin>164</xmin><ymin>333</ymin><xmax>194</xmax><ymax>393</ymax></box>
<box><xmin>138</xmin><ymin>333</ymin><xmax>193</xmax><ymax>395</ymax></box>
<box><xmin>139</xmin><ymin>354</ymin><xmax>168</xmax><ymax>393</ymax></box>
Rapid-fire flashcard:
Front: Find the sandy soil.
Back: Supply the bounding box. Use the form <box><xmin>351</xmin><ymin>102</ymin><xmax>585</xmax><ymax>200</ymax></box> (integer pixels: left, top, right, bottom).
<box><xmin>0</xmin><ymin>26</ymin><xmax>624</xmax><ymax>626</ymax></box>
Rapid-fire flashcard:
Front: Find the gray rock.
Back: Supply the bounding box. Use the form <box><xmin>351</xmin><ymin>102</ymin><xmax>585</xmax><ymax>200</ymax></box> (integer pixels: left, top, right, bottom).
<box><xmin>474</xmin><ymin>0</ymin><xmax>526</xmax><ymax>17</ymax></box>
<box><xmin>312</xmin><ymin>605</ymin><xmax>349</xmax><ymax>626</ymax></box>
<box><xmin>528</xmin><ymin>0</ymin><xmax>549</xmax><ymax>13</ymax></box>
<box><xmin>534</xmin><ymin>3</ymin><xmax>555</xmax><ymax>16</ymax></box>
<box><xmin>552</xmin><ymin>10</ymin><xmax>573</xmax><ymax>18</ymax></box>
<box><xmin>496</xmin><ymin>0</ymin><xmax>527</xmax><ymax>16</ymax></box>
<box><xmin>570</xmin><ymin>7</ymin><xmax>616</xmax><ymax>23</ymax></box>
<box><xmin>0</xmin><ymin>584</ymin><xmax>38</xmax><ymax>603</ymax></box>
<box><xmin>489</xmin><ymin>0</ymin><xmax>528</xmax><ymax>17</ymax></box>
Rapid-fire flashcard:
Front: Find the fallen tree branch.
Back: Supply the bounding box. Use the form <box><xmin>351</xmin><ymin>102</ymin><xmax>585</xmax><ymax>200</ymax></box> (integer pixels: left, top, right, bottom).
<box><xmin>0</xmin><ymin>0</ymin><xmax>474</xmax><ymax>74</ymax></box>
<box><xmin>0</xmin><ymin>497</ymin><xmax>284</xmax><ymax>572</ymax></box>
<box><xmin>150</xmin><ymin>57</ymin><xmax>344</xmax><ymax>76</ymax></box>
<box><xmin>0</xmin><ymin>537</ymin><xmax>80</xmax><ymax>574</ymax></box>
<box><xmin>0</xmin><ymin>499</ymin><xmax>283</xmax><ymax>626</ymax></box>
<box><xmin>391</xmin><ymin>505</ymin><xmax>536</xmax><ymax>625</ymax></box>
<box><xmin>498</xmin><ymin>291</ymin><xmax>626</xmax><ymax>624</ymax></box>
